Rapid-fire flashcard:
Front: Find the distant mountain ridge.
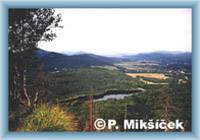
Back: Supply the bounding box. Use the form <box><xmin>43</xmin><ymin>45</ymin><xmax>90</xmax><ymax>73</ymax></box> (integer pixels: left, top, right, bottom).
<box><xmin>34</xmin><ymin>49</ymin><xmax>191</xmax><ymax>71</ymax></box>
<box><xmin>123</xmin><ymin>51</ymin><xmax>191</xmax><ymax>64</ymax></box>
<box><xmin>34</xmin><ymin>49</ymin><xmax>122</xmax><ymax>70</ymax></box>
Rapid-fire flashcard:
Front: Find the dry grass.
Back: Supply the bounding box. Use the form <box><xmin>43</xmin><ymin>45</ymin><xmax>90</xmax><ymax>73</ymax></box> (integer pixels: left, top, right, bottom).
<box><xmin>126</xmin><ymin>73</ymin><xmax>169</xmax><ymax>80</ymax></box>
<box><xmin>18</xmin><ymin>104</ymin><xmax>79</xmax><ymax>131</ymax></box>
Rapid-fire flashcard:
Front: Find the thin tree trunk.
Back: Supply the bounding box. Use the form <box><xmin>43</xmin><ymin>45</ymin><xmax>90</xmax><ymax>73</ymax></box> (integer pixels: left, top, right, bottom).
<box><xmin>33</xmin><ymin>91</ymin><xmax>39</xmax><ymax>107</ymax></box>
<box><xmin>22</xmin><ymin>69</ymin><xmax>31</xmax><ymax>107</ymax></box>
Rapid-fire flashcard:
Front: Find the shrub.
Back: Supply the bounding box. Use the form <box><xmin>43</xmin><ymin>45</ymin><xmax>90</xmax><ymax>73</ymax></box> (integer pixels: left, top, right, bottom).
<box><xmin>18</xmin><ymin>104</ymin><xmax>78</xmax><ymax>131</ymax></box>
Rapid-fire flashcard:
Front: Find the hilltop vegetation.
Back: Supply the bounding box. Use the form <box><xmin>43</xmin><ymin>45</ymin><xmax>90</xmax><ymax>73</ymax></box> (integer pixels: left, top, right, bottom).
<box><xmin>10</xmin><ymin>49</ymin><xmax>192</xmax><ymax>132</ymax></box>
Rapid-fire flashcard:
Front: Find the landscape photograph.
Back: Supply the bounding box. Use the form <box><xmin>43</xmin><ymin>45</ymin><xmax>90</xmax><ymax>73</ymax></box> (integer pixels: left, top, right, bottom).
<box><xmin>9</xmin><ymin>8</ymin><xmax>192</xmax><ymax>132</ymax></box>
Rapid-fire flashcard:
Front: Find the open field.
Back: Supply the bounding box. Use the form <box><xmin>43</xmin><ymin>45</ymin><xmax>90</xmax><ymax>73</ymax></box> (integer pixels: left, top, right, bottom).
<box><xmin>114</xmin><ymin>61</ymin><xmax>160</xmax><ymax>73</ymax></box>
<box><xmin>115</xmin><ymin>61</ymin><xmax>159</xmax><ymax>67</ymax></box>
<box><xmin>126</xmin><ymin>73</ymin><xmax>169</xmax><ymax>80</ymax></box>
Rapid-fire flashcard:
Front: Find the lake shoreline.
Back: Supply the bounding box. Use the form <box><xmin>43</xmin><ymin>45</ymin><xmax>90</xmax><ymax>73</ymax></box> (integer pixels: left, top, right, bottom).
<box><xmin>57</xmin><ymin>88</ymin><xmax>145</xmax><ymax>103</ymax></box>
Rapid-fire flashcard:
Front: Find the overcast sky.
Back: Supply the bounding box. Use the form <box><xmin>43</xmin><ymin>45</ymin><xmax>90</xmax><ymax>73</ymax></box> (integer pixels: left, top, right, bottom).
<box><xmin>38</xmin><ymin>8</ymin><xmax>192</xmax><ymax>56</ymax></box>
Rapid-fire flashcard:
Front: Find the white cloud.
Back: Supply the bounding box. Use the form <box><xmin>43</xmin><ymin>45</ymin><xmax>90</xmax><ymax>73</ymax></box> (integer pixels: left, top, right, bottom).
<box><xmin>38</xmin><ymin>8</ymin><xmax>192</xmax><ymax>56</ymax></box>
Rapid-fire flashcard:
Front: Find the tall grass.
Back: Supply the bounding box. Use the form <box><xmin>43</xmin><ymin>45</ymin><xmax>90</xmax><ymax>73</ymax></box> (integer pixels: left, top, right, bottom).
<box><xmin>18</xmin><ymin>104</ymin><xmax>78</xmax><ymax>131</ymax></box>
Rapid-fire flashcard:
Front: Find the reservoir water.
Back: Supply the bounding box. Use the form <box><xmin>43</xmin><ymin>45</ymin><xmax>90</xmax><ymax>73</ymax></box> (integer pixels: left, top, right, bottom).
<box><xmin>94</xmin><ymin>93</ymin><xmax>134</xmax><ymax>102</ymax></box>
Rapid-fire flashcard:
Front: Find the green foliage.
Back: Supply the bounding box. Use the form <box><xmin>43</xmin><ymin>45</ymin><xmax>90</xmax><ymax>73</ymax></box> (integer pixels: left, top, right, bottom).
<box><xmin>9</xmin><ymin>9</ymin><xmax>62</xmax><ymax>53</ymax></box>
<box><xmin>43</xmin><ymin>68</ymin><xmax>143</xmax><ymax>98</ymax></box>
<box><xmin>18</xmin><ymin>104</ymin><xmax>78</xmax><ymax>131</ymax></box>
